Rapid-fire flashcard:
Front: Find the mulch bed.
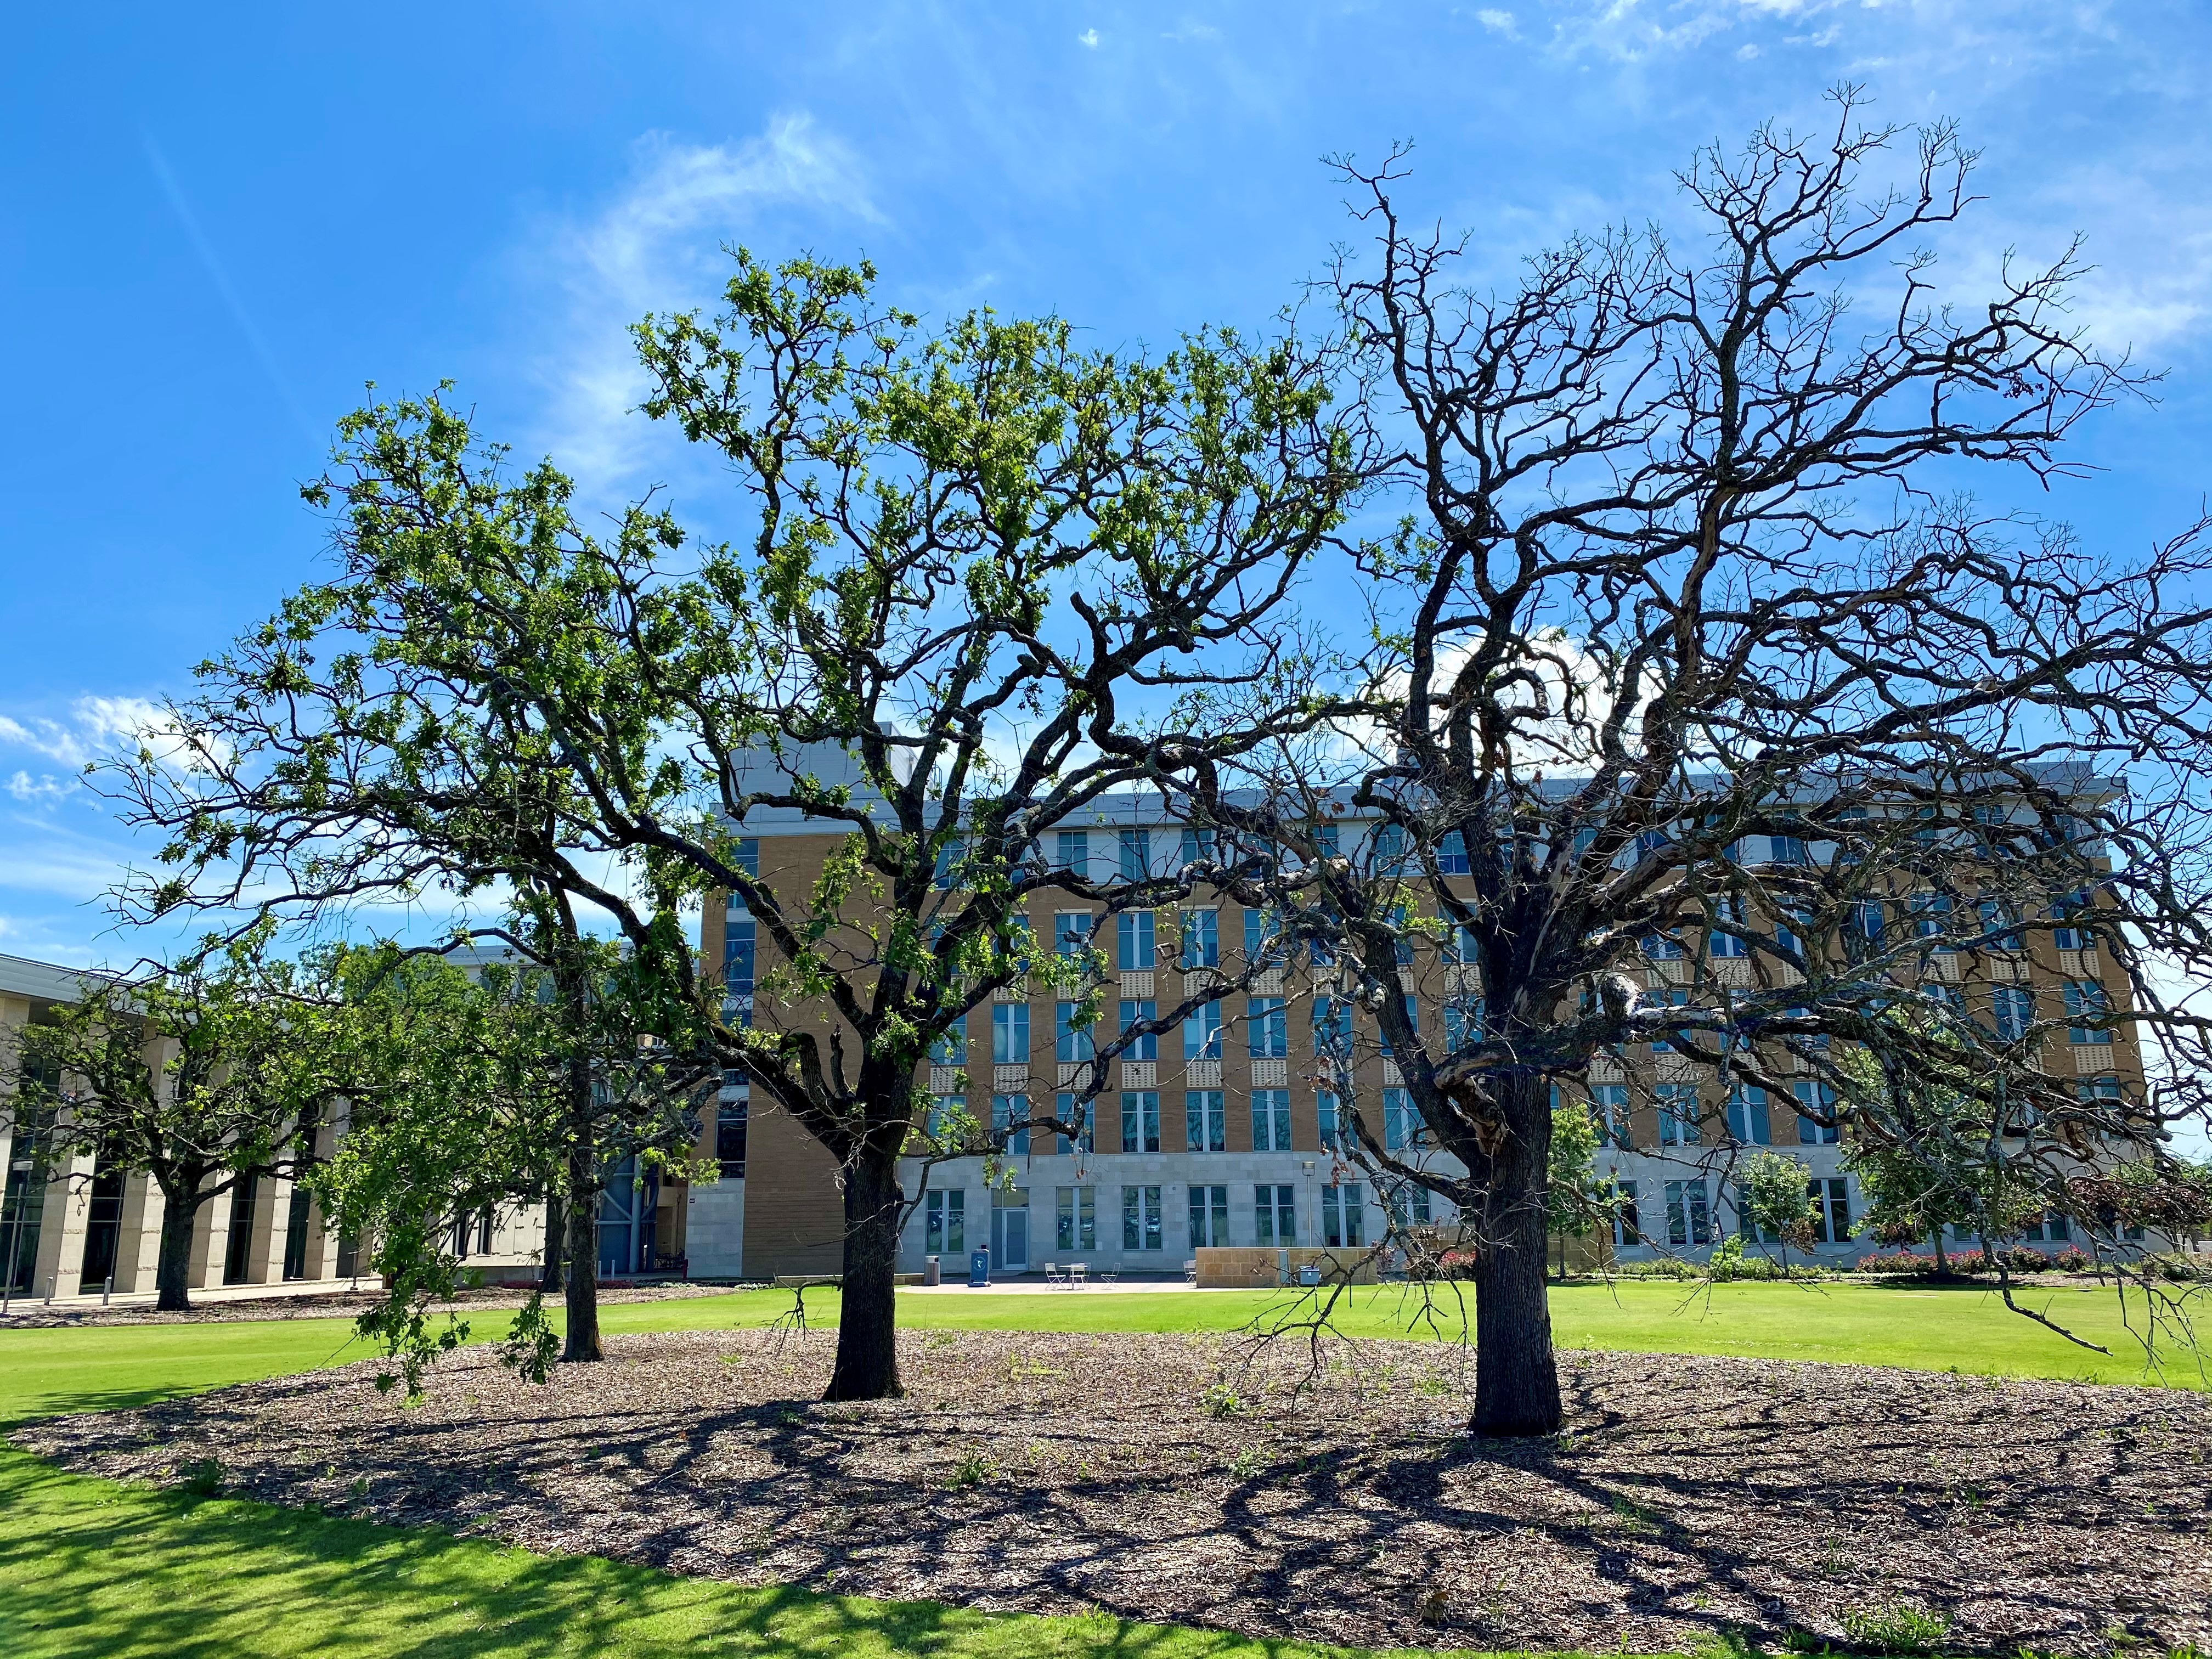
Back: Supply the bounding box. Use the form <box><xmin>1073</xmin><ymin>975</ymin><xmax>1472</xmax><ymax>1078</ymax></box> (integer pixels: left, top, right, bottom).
<box><xmin>15</xmin><ymin>1328</ymin><xmax>2211</xmax><ymax>1655</ymax></box>
<box><xmin>0</xmin><ymin>1280</ymin><xmax>737</xmax><ymax>1330</ymax></box>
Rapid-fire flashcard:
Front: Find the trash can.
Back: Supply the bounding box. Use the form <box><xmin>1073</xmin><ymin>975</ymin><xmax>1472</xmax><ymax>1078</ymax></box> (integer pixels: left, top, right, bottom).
<box><xmin>968</xmin><ymin>1248</ymin><xmax>991</xmax><ymax>1288</ymax></box>
<box><xmin>1295</xmin><ymin>1262</ymin><xmax>1323</xmax><ymax>1288</ymax></box>
<box><xmin>923</xmin><ymin>1255</ymin><xmax>941</xmax><ymax>1286</ymax></box>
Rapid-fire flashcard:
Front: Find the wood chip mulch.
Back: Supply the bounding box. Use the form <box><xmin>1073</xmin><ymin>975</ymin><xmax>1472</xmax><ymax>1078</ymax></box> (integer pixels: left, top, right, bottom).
<box><xmin>15</xmin><ymin>1329</ymin><xmax>2212</xmax><ymax>1655</ymax></box>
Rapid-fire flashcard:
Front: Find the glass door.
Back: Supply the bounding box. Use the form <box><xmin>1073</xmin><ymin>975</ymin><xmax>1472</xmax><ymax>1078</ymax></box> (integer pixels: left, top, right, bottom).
<box><xmin>990</xmin><ymin>1189</ymin><xmax>1030</xmax><ymax>1271</ymax></box>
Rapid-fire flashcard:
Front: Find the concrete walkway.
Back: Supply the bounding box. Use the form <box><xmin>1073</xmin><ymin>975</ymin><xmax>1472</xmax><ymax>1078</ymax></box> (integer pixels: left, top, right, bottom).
<box><xmin>0</xmin><ymin>1276</ymin><xmax>367</xmax><ymax>1317</ymax></box>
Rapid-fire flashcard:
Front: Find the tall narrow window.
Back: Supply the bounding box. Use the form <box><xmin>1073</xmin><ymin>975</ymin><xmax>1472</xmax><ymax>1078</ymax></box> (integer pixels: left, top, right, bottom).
<box><xmin>1119</xmin><ymin>828</ymin><xmax>1152</xmax><ymax>882</ymax></box>
<box><xmin>1611</xmin><ymin>1181</ymin><xmax>1641</xmax><ymax>1248</ymax></box>
<box><xmin>1188</xmin><ymin>1183</ymin><xmax>1230</xmax><ymax>1248</ymax></box>
<box><xmin>1656</xmin><ymin>1084</ymin><xmax>1701</xmax><ymax>1146</ymax></box>
<box><xmin>1178</xmin><ymin>827</ymin><xmax>1217</xmax><ymax>870</ymax></box>
<box><xmin>991</xmin><ymin>1094</ymin><xmax>1030</xmax><ymax>1155</ymax></box>
<box><xmin>1978</xmin><ymin>898</ymin><xmax>2025</xmax><ymax>951</ymax></box>
<box><xmin>1117</xmin><ymin>910</ymin><xmax>1156</xmax><ymax>971</ymax></box>
<box><xmin>1792</xmin><ymin>1080</ymin><xmax>1838</xmax><ymax>1146</ymax></box>
<box><xmin>1054</xmin><ymin>830</ymin><xmax>1088</xmax><ymax>875</ymax></box>
<box><xmin>1186</xmin><ymin>1091</ymin><xmax>1226</xmax><ymax>1152</ymax></box>
<box><xmin>1437</xmin><ymin>830</ymin><xmax>1471</xmax><ymax>874</ymax></box>
<box><xmin>1708</xmin><ymin>896</ymin><xmax>1751</xmax><ymax>959</ymax></box>
<box><xmin>1255</xmin><ymin>1183</ymin><xmax>1297</xmax><ymax>1245</ymax></box>
<box><xmin>1055</xmin><ymin>912</ymin><xmax>1094</xmax><ymax>960</ymax></box>
<box><xmin>1243</xmin><ymin>908</ymin><xmax>1284</xmax><ymax>964</ymax></box>
<box><xmin>1178</xmin><ymin>909</ymin><xmax>1220</xmax><ymax>969</ymax></box>
<box><xmin>2051</xmin><ymin>889</ymin><xmax>2096</xmax><ymax>951</ymax></box>
<box><xmin>1312</xmin><ymin>997</ymin><xmax>1353</xmax><ymax>1063</ymax></box>
<box><xmin>1246</xmin><ymin>997</ymin><xmax>1287</xmax><ymax>1058</ymax></box>
<box><xmin>1807</xmin><ymin>1177</ymin><xmax>1851</xmax><ymax>1243</ymax></box>
<box><xmin>1121</xmin><ymin>1185</ymin><xmax>1164</xmax><ymax>1250</ymax></box>
<box><xmin>1910</xmin><ymin>891</ymin><xmax>1955</xmax><ymax>951</ymax></box>
<box><xmin>1322</xmin><ymin>1182</ymin><xmax>1365</xmax><ymax>1247</ymax></box>
<box><xmin>1053</xmin><ymin>1091</ymin><xmax>1093</xmax><ymax>1155</ymax></box>
<box><xmin>933</xmin><ymin>836</ymin><xmax>965</xmax><ymax>890</ymax></box>
<box><xmin>1251</xmin><ymin>1089</ymin><xmax>1291</xmax><ymax>1152</ymax></box>
<box><xmin>1664</xmin><ymin>1178</ymin><xmax>1711</xmax><ymax>1247</ymax></box>
<box><xmin>1991</xmin><ymin>985</ymin><xmax>2034</xmax><ymax>1042</ymax></box>
<box><xmin>1055</xmin><ymin>1002</ymin><xmax>1094</xmax><ymax>1064</ymax></box>
<box><xmin>1382</xmin><ymin>1088</ymin><xmax>1420</xmax><ymax>1151</ymax></box>
<box><xmin>992</xmin><ymin>1003</ymin><xmax>1030</xmax><ymax>1064</ymax></box>
<box><xmin>716</xmin><ymin>1098</ymin><xmax>750</xmax><ymax>1176</ymax></box>
<box><xmin>1725</xmin><ymin>1085</ymin><xmax>1771</xmax><ymax>1145</ymax></box>
<box><xmin>2062</xmin><ymin>979</ymin><xmax>2109</xmax><ymax>1043</ymax></box>
<box><xmin>1119</xmin><ymin>999</ymin><xmax>1158</xmax><ymax>1060</ymax></box>
<box><xmin>1182</xmin><ymin>1001</ymin><xmax>1222</xmax><ymax>1062</ymax></box>
<box><xmin>1317</xmin><ymin>1091</ymin><xmax>1346</xmax><ymax>1152</ymax></box>
<box><xmin>1056</xmin><ymin>1186</ymin><xmax>1096</xmax><ymax>1251</ymax></box>
<box><xmin>1120</xmin><ymin>1091</ymin><xmax>1160</xmax><ymax>1153</ymax></box>
<box><xmin>1591</xmin><ymin>1084</ymin><xmax>1632</xmax><ymax>1149</ymax></box>
<box><xmin>925</xmin><ymin>1189</ymin><xmax>966</xmax><ymax>1255</ymax></box>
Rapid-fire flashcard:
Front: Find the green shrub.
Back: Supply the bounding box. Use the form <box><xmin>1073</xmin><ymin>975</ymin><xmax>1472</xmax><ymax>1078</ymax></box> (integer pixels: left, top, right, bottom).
<box><xmin>947</xmin><ymin>1449</ymin><xmax>996</xmax><ymax>1489</ymax></box>
<box><xmin>1838</xmin><ymin>1600</ymin><xmax>1950</xmax><ymax>1654</ymax></box>
<box><xmin>177</xmin><ymin>1458</ymin><xmax>226</xmax><ymax>1497</ymax></box>
<box><xmin>1201</xmin><ymin>1383</ymin><xmax>1247</xmax><ymax>1419</ymax></box>
<box><xmin>1611</xmin><ymin>1257</ymin><xmax>1700</xmax><ymax>1279</ymax></box>
<box><xmin>2143</xmin><ymin>1251</ymin><xmax>2206</xmax><ymax>1283</ymax></box>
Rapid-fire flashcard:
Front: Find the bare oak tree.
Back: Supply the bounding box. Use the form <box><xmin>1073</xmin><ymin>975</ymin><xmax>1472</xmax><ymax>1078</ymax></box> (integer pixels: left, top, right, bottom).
<box><xmin>1205</xmin><ymin>95</ymin><xmax>2212</xmax><ymax>1435</ymax></box>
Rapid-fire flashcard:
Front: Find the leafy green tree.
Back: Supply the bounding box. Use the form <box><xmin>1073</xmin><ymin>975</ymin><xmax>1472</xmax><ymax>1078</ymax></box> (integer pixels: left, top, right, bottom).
<box><xmin>109</xmin><ymin>252</ymin><xmax>1368</xmax><ymax>1401</ymax></box>
<box><xmin>1735</xmin><ymin>1149</ymin><xmax>1819</xmax><ymax>1271</ymax></box>
<box><xmin>7</xmin><ymin>933</ymin><xmax>352</xmax><ymax>1311</ymax></box>
<box><xmin>1544</xmin><ymin>1096</ymin><xmax>1607</xmax><ymax>1280</ymax></box>
<box><xmin>1837</xmin><ymin>1041</ymin><xmax>2046</xmax><ymax>1273</ymax></box>
<box><xmin>324</xmin><ymin>932</ymin><xmax>715</xmax><ymax>1387</ymax></box>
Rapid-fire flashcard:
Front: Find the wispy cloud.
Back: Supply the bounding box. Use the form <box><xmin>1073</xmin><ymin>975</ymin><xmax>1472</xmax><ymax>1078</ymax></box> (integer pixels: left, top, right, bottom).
<box><xmin>530</xmin><ymin>115</ymin><xmax>878</xmax><ymax>493</ymax></box>
<box><xmin>0</xmin><ymin>697</ymin><xmax>184</xmax><ymax>774</ymax></box>
<box><xmin>142</xmin><ymin>136</ymin><xmax>319</xmax><ymax>447</ymax></box>
<box><xmin>1077</xmin><ymin>28</ymin><xmax>1102</xmax><ymax>49</ymax></box>
<box><xmin>1475</xmin><ymin>10</ymin><xmax>1519</xmax><ymax>38</ymax></box>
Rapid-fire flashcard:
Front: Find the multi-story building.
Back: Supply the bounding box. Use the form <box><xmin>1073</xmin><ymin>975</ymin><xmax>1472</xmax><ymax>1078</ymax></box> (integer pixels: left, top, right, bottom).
<box><xmin>0</xmin><ymin>951</ymin><xmax>543</xmax><ymax>1305</ymax></box>
<box><xmin>700</xmin><ymin>794</ymin><xmax>2153</xmax><ymax>1281</ymax></box>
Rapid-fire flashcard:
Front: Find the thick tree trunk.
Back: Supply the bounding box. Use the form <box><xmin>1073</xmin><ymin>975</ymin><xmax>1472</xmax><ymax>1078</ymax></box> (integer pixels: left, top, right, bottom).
<box><xmin>1932</xmin><ymin>1227</ymin><xmax>1948</xmax><ymax>1275</ymax></box>
<box><xmin>561</xmin><ymin>1147</ymin><xmax>601</xmax><ymax>1363</ymax></box>
<box><xmin>559</xmin><ymin>1029</ymin><xmax>601</xmax><ymax>1363</ymax></box>
<box><xmin>539</xmin><ymin>1189</ymin><xmax>566</xmax><ymax>1293</ymax></box>
<box><xmin>826</xmin><ymin>1139</ymin><xmax>905</xmax><ymax>1401</ymax></box>
<box><xmin>154</xmin><ymin>1175</ymin><xmax>201</xmax><ymax>1312</ymax></box>
<box><xmin>1470</xmin><ymin>1075</ymin><xmax>1562</xmax><ymax>1437</ymax></box>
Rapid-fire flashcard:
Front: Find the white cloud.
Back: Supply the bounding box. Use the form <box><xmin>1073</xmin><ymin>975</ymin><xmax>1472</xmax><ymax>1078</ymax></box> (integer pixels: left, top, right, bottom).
<box><xmin>0</xmin><ymin>696</ymin><xmax>194</xmax><ymax>777</ymax></box>
<box><xmin>6</xmin><ymin>771</ymin><xmax>68</xmax><ymax>804</ymax></box>
<box><xmin>531</xmin><ymin>116</ymin><xmax>878</xmax><ymax>492</ymax></box>
<box><xmin>1475</xmin><ymin>10</ymin><xmax>1519</xmax><ymax>37</ymax></box>
<box><xmin>1077</xmin><ymin>28</ymin><xmax>1101</xmax><ymax>48</ymax></box>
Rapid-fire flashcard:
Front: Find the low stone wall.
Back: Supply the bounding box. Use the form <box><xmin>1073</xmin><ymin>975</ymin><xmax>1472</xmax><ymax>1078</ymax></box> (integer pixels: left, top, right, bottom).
<box><xmin>1193</xmin><ymin>1246</ymin><xmax>1379</xmax><ymax>1289</ymax></box>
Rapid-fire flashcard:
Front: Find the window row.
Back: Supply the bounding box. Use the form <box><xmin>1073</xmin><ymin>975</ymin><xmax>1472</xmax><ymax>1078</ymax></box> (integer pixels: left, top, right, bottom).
<box><xmin>916</xmin><ymin>1180</ymin><xmax>1375</xmax><ymax>1256</ymax></box>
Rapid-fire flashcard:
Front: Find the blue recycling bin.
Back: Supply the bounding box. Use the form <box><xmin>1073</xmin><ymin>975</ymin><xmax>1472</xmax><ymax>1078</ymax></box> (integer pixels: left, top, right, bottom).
<box><xmin>968</xmin><ymin>1248</ymin><xmax>991</xmax><ymax>1287</ymax></box>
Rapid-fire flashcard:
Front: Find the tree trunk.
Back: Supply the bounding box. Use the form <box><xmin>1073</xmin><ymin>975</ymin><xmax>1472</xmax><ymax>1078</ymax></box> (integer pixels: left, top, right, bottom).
<box><xmin>561</xmin><ymin>1142</ymin><xmax>601</xmax><ymax>1363</ymax></box>
<box><xmin>1932</xmin><ymin>1226</ymin><xmax>1949</xmax><ymax>1275</ymax></box>
<box><xmin>558</xmin><ymin>1028</ymin><xmax>601</xmax><ymax>1363</ymax></box>
<box><xmin>1469</xmin><ymin>1076</ymin><xmax>1562</xmax><ymax>1437</ymax></box>
<box><xmin>153</xmin><ymin>1173</ymin><xmax>202</xmax><ymax>1312</ymax></box>
<box><xmin>539</xmin><ymin>1188</ymin><xmax>566</xmax><ymax>1293</ymax></box>
<box><xmin>826</xmin><ymin>1138</ymin><xmax>905</xmax><ymax>1401</ymax></box>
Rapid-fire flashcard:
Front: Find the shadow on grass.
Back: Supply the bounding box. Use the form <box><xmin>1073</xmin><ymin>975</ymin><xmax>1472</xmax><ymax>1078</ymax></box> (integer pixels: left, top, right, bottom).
<box><xmin>0</xmin><ymin>1449</ymin><xmax>1513</xmax><ymax>1659</ymax></box>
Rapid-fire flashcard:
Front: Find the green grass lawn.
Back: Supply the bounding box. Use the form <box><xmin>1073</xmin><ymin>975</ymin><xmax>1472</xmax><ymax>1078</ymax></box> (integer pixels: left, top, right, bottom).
<box><xmin>1</xmin><ymin>1278</ymin><xmax>2202</xmax><ymax>1657</ymax></box>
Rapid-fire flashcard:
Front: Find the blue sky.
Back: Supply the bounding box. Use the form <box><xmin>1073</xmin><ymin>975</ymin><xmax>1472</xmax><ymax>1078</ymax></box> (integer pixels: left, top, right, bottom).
<box><xmin>3</xmin><ymin>1</ymin><xmax>2210</xmax><ymax>967</ymax></box>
